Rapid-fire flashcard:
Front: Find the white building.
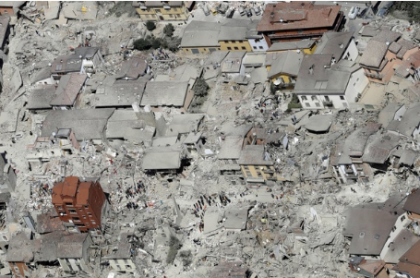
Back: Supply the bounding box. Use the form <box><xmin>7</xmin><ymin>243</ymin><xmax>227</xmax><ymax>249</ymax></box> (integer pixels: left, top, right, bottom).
<box><xmin>294</xmin><ymin>54</ymin><xmax>369</xmax><ymax>110</ymax></box>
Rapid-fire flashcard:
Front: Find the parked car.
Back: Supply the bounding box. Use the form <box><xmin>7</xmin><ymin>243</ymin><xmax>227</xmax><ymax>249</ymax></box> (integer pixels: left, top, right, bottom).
<box><xmin>348</xmin><ymin>6</ymin><xmax>359</xmax><ymax>20</ymax></box>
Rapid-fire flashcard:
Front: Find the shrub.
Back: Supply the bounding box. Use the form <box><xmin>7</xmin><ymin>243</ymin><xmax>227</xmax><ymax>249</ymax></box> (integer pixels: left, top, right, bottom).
<box><xmin>146</xmin><ymin>20</ymin><xmax>156</xmax><ymax>31</ymax></box>
<box><xmin>133</xmin><ymin>38</ymin><xmax>152</xmax><ymax>50</ymax></box>
<box><xmin>193</xmin><ymin>78</ymin><xmax>209</xmax><ymax>97</ymax></box>
<box><xmin>163</xmin><ymin>23</ymin><xmax>175</xmax><ymax>37</ymax></box>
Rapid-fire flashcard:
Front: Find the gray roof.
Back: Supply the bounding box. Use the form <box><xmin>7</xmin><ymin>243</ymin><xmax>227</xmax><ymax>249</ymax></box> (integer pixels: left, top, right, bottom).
<box><xmin>141</xmin><ymin>81</ymin><xmax>189</xmax><ymax>107</ymax></box>
<box><xmin>378</xmin><ymin>103</ymin><xmax>404</xmax><ymax>128</ymax></box>
<box><xmin>242</xmin><ymin>53</ymin><xmax>266</xmax><ymax>68</ymax></box>
<box><xmin>166</xmin><ymin>114</ymin><xmax>204</xmax><ymax>136</ymax></box>
<box><xmin>219</xmin><ymin>122</ymin><xmax>252</xmax><ymax>137</ymax></box>
<box><xmin>238</xmin><ymin>145</ymin><xmax>272</xmax><ymax>166</ymax></box>
<box><xmin>314</xmin><ymin>31</ymin><xmax>353</xmax><ymax>61</ymax></box>
<box><xmin>382</xmin><ymin>229</ymin><xmax>420</xmax><ymax>264</ymax></box>
<box><xmin>362</xmin><ymin>132</ymin><xmax>401</xmax><ymax>164</ymax></box>
<box><xmin>304</xmin><ymin>115</ymin><xmax>333</xmax><ymax>133</ymax></box>
<box><xmin>404</xmin><ymin>189</ymin><xmax>420</xmax><ymax>214</ymax></box>
<box><xmin>359</xmin><ymin>40</ymin><xmax>388</xmax><ymax>68</ymax></box>
<box><xmin>57</xmin><ymin>233</ymin><xmax>88</xmax><ymax>259</ymax></box>
<box><xmin>221</xmin><ymin>51</ymin><xmax>246</xmax><ymax>73</ymax></box>
<box><xmin>218</xmin><ymin>136</ymin><xmax>244</xmax><ymax>160</ymax></box>
<box><xmin>387</xmin><ymin>103</ymin><xmax>420</xmax><ymax>137</ymax></box>
<box><xmin>142</xmin><ymin>148</ymin><xmax>181</xmax><ymax>170</ymax></box>
<box><xmin>343</xmin><ymin>194</ymin><xmax>407</xmax><ymax>256</ymax></box>
<box><xmin>27</xmin><ymin>85</ymin><xmax>57</xmax><ymax>110</ymax></box>
<box><xmin>0</xmin><ymin>15</ymin><xmax>10</xmax><ymax>49</ymax></box>
<box><xmin>399</xmin><ymin>149</ymin><xmax>419</xmax><ymax>167</ymax></box>
<box><xmin>267</xmin><ymin>40</ymin><xmax>315</xmax><ymax>52</ymax></box>
<box><xmin>333</xmin><ymin>123</ymin><xmax>381</xmax><ymax>165</ymax></box>
<box><xmin>180</xmin><ymin>21</ymin><xmax>221</xmax><ymax>48</ymax></box>
<box><xmin>360</xmin><ymin>25</ymin><xmax>380</xmax><ymax>37</ymax></box>
<box><xmin>152</xmin><ymin>136</ymin><xmax>178</xmax><ymax>147</ymax></box>
<box><xmin>115</xmin><ymin>56</ymin><xmax>148</xmax><ymax>80</ymax></box>
<box><xmin>203</xmin><ymin>51</ymin><xmax>229</xmax><ymax>80</ymax></box>
<box><xmin>373</xmin><ymin>29</ymin><xmax>401</xmax><ymax>43</ymax></box>
<box><xmin>50</xmin><ymin>73</ymin><xmax>87</xmax><ymax>106</ymax></box>
<box><xmin>223</xmin><ymin>207</ymin><xmax>248</xmax><ymax>230</ymax></box>
<box><xmin>51</xmin><ymin>47</ymin><xmax>99</xmax><ymax>74</ymax></box>
<box><xmin>35</xmin><ymin>231</ymin><xmax>62</xmax><ymax>262</ymax></box>
<box><xmin>294</xmin><ymin>54</ymin><xmax>351</xmax><ymax>95</ymax></box>
<box><xmin>103</xmin><ymin>241</ymin><xmax>132</xmax><ymax>260</ymax></box>
<box><xmin>7</xmin><ymin>232</ymin><xmax>34</xmax><ymax>262</ymax></box>
<box><xmin>30</xmin><ymin>66</ymin><xmax>52</xmax><ymax>84</ymax></box>
<box><xmin>94</xmin><ymin>79</ymin><xmax>146</xmax><ymax>108</ymax></box>
<box><xmin>218</xmin><ymin>25</ymin><xmax>247</xmax><ymax>41</ymax></box>
<box><xmin>183</xmin><ymin>132</ymin><xmax>202</xmax><ymax>144</ymax></box>
<box><xmin>106</xmin><ymin>110</ymin><xmax>155</xmax><ymax>144</ymax></box>
<box><xmin>41</xmin><ymin>108</ymin><xmax>115</xmax><ymax>140</ymax></box>
<box><xmin>267</xmin><ymin>50</ymin><xmax>303</xmax><ymax>78</ymax></box>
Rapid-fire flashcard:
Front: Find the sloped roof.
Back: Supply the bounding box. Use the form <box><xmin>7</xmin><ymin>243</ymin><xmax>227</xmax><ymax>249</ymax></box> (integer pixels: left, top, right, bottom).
<box><xmin>50</xmin><ymin>73</ymin><xmax>87</xmax><ymax>106</ymax></box>
<box><xmin>257</xmin><ymin>2</ymin><xmax>341</xmax><ymax>32</ymax></box>
<box><xmin>267</xmin><ymin>50</ymin><xmax>303</xmax><ymax>78</ymax></box>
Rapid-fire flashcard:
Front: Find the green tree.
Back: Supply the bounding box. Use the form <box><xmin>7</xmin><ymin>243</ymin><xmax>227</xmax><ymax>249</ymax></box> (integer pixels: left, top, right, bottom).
<box><xmin>163</xmin><ymin>23</ymin><xmax>175</xmax><ymax>37</ymax></box>
<box><xmin>133</xmin><ymin>38</ymin><xmax>152</xmax><ymax>50</ymax></box>
<box><xmin>146</xmin><ymin>20</ymin><xmax>156</xmax><ymax>31</ymax></box>
<box><xmin>193</xmin><ymin>78</ymin><xmax>209</xmax><ymax>97</ymax></box>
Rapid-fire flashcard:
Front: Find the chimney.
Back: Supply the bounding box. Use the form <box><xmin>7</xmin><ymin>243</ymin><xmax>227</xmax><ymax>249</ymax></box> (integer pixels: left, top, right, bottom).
<box><xmin>270</xmin><ymin>12</ymin><xmax>275</xmax><ymax>18</ymax></box>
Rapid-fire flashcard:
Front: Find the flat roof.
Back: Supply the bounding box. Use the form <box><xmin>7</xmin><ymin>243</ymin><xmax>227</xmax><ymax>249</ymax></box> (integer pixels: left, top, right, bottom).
<box><xmin>141</xmin><ymin>81</ymin><xmax>189</xmax><ymax>107</ymax></box>
<box><xmin>238</xmin><ymin>145</ymin><xmax>273</xmax><ymax>166</ymax></box>
<box><xmin>180</xmin><ymin>21</ymin><xmax>221</xmax><ymax>48</ymax></box>
<box><xmin>218</xmin><ymin>136</ymin><xmax>244</xmax><ymax>160</ymax></box>
<box><xmin>94</xmin><ymin>79</ymin><xmax>146</xmax><ymax>108</ymax></box>
<box><xmin>142</xmin><ymin>148</ymin><xmax>181</xmax><ymax>170</ymax></box>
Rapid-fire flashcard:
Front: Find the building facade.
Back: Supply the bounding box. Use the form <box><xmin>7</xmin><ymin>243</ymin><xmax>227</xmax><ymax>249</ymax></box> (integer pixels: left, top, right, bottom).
<box><xmin>219</xmin><ymin>40</ymin><xmax>252</xmax><ymax>52</ymax></box>
<box><xmin>134</xmin><ymin>1</ymin><xmax>189</xmax><ymax>21</ymax></box>
<box><xmin>257</xmin><ymin>2</ymin><xmax>344</xmax><ymax>45</ymax></box>
<box><xmin>52</xmin><ymin>176</ymin><xmax>107</xmax><ymax>232</ymax></box>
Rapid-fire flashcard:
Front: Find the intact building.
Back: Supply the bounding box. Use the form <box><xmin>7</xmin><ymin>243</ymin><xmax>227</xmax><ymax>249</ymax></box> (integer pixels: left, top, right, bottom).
<box><xmin>133</xmin><ymin>1</ymin><xmax>189</xmax><ymax>21</ymax></box>
<box><xmin>52</xmin><ymin>176</ymin><xmax>108</xmax><ymax>232</ymax></box>
<box><xmin>257</xmin><ymin>2</ymin><xmax>344</xmax><ymax>45</ymax></box>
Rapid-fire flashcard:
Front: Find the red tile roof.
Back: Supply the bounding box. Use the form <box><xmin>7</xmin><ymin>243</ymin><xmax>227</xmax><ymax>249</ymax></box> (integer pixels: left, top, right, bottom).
<box><xmin>257</xmin><ymin>2</ymin><xmax>341</xmax><ymax>33</ymax></box>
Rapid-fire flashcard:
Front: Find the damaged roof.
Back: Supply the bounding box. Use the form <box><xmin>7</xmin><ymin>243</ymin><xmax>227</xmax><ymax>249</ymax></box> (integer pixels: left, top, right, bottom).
<box><xmin>343</xmin><ymin>194</ymin><xmax>407</xmax><ymax>256</ymax></box>
<box><xmin>41</xmin><ymin>108</ymin><xmax>115</xmax><ymax>140</ymax></box>
<box><xmin>267</xmin><ymin>40</ymin><xmax>316</xmax><ymax>52</ymax></box>
<box><xmin>57</xmin><ymin>233</ymin><xmax>89</xmax><ymax>258</ymax></box>
<box><xmin>94</xmin><ymin>79</ymin><xmax>147</xmax><ymax>108</ymax></box>
<box><xmin>141</xmin><ymin>81</ymin><xmax>189</xmax><ymax>107</ymax></box>
<box><xmin>238</xmin><ymin>145</ymin><xmax>272</xmax><ymax>166</ymax></box>
<box><xmin>50</xmin><ymin>73</ymin><xmax>87</xmax><ymax>106</ymax></box>
<box><xmin>142</xmin><ymin>148</ymin><xmax>181</xmax><ymax>170</ymax></box>
<box><xmin>218</xmin><ymin>136</ymin><xmax>244</xmax><ymax>160</ymax></box>
<box><xmin>362</xmin><ymin>132</ymin><xmax>401</xmax><ymax>164</ymax></box>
